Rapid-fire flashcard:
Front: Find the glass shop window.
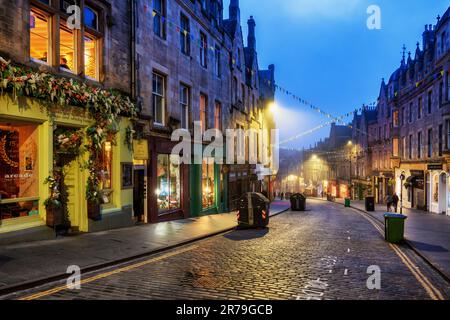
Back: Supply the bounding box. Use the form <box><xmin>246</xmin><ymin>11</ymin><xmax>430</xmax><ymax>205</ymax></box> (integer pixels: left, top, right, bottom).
<box><xmin>156</xmin><ymin>154</ymin><xmax>181</xmax><ymax>214</ymax></box>
<box><xmin>0</xmin><ymin>123</ymin><xmax>39</xmax><ymax>221</ymax></box>
<box><xmin>202</xmin><ymin>158</ymin><xmax>215</xmax><ymax>209</ymax></box>
<box><xmin>59</xmin><ymin>21</ymin><xmax>76</xmax><ymax>72</ymax></box>
<box><xmin>30</xmin><ymin>9</ymin><xmax>50</xmax><ymax>64</ymax></box>
<box><xmin>100</xmin><ymin>141</ymin><xmax>113</xmax><ymax>190</ymax></box>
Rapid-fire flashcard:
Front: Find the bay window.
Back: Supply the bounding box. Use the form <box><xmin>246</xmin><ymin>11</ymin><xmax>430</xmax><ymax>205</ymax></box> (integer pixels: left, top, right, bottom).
<box><xmin>156</xmin><ymin>155</ymin><xmax>181</xmax><ymax>214</ymax></box>
<box><xmin>202</xmin><ymin>158</ymin><xmax>215</xmax><ymax>209</ymax></box>
<box><xmin>29</xmin><ymin>2</ymin><xmax>102</xmax><ymax>81</ymax></box>
<box><xmin>0</xmin><ymin>123</ymin><xmax>39</xmax><ymax>220</ymax></box>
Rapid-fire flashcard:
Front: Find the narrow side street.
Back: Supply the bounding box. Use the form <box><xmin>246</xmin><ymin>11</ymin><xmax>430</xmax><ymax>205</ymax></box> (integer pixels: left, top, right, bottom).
<box><xmin>4</xmin><ymin>200</ymin><xmax>449</xmax><ymax>300</ymax></box>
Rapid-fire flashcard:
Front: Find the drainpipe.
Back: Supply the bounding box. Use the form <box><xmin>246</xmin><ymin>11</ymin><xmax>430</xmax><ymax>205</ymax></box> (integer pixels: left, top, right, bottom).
<box><xmin>130</xmin><ymin>0</ymin><xmax>137</xmax><ymax>100</ymax></box>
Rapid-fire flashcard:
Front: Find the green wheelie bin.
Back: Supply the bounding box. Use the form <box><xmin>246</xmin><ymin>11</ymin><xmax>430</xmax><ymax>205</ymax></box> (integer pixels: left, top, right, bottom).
<box><xmin>344</xmin><ymin>198</ymin><xmax>351</xmax><ymax>207</ymax></box>
<box><xmin>384</xmin><ymin>213</ymin><xmax>407</xmax><ymax>244</ymax></box>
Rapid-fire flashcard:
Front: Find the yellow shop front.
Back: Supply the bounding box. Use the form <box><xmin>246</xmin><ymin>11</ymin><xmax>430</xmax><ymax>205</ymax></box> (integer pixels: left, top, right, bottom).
<box><xmin>0</xmin><ymin>94</ymin><xmax>134</xmax><ymax>244</ymax></box>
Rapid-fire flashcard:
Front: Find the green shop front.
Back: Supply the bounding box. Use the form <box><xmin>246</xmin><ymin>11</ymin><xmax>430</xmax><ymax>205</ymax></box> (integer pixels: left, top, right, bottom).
<box><xmin>189</xmin><ymin>157</ymin><xmax>228</xmax><ymax>217</ymax></box>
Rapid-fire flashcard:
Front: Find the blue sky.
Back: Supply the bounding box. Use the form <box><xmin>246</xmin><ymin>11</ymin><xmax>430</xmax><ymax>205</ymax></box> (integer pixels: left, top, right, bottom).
<box><xmin>236</xmin><ymin>0</ymin><xmax>449</xmax><ymax>150</ymax></box>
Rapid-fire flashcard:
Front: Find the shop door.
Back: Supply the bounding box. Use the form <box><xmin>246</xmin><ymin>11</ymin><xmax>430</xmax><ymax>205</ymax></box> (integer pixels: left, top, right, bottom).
<box><xmin>133</xmin><ymin>169</ymin><xmax>146</xmax><ymax>222</ymax></box>
<box><xmin>66</xmin><ymin>161</ymin><xmax>84</xmax><ymax>232</ymax></box>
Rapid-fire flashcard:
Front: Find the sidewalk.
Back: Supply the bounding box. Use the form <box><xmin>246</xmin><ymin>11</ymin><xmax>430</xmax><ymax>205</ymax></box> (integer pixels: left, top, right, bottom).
<box><xmin>329</xmin><ymin>197</ymin><xmax>450</xmax><ymax>281</ymax></box>
<box><xmin>0</xmin><ymin>202</ymin><xmax>290</xmax><ymax>293</ymax></box>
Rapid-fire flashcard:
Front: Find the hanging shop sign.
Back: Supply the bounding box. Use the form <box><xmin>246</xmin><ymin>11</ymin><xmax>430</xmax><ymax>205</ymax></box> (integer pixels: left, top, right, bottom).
<box><xmin>427</xmin><ymin>164</ymin><xmax>443</xmax><ymax>171</ymax></box>
<box><xmin>133</xmin><ymin>140</ymin><xmax>149</xmax><ymax>160</ymax></box>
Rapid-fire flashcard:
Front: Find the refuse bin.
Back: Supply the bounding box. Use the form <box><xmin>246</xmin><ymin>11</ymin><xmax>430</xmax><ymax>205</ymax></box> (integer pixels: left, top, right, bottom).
<box><xmin>290</xmin><ymin>193</ymin><xmax>306</xmax><ymax>211</ymax></box>
<box><xmin>237</xmin><ymin>193</ymin><xmax>270</xmax><ymax>228</ymax></box>
<box><xmin>344</xmin><ymin>198</ymin><xmax>351</xmax><ymax>207</ymax></box>
<box><xmin>384</xmin><ymin>213</ymin><xmax>407</xmax><ymax>244</ymax></box>
<box><xmin>365</xmin><ymin>196</ymin><xmax>375</xmax><ymax>212</ymax></box>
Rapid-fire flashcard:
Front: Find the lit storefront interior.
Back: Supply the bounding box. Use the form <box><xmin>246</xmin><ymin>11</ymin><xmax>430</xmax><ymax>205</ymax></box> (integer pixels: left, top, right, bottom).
<box><xmin>156</xmin><ymin>154</ymin><xmax>181</xmax><ymax>214</ymax></box>
<box><xmin>202</xmin><ymin>158</ymin><xmax>215</xmax><ymax>209</ymax></box>
<box><xmin>0</xmin><ymin>122</ymin><xmax>39</xmax><ymax>220</ymax></box>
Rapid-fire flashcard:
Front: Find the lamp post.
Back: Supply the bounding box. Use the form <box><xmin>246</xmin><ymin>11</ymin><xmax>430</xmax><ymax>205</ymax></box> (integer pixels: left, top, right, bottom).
<box><xmin>400</xmin><ymin>172</ymin><xmax>406</xmax><ymax>214</ymax></box>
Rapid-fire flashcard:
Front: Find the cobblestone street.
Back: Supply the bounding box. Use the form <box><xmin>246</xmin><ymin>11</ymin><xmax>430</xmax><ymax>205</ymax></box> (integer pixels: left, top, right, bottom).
<box><xmin>6</xmin><ymin>200</ymin><xmax>450</xmax><ymax>300</ymax></box>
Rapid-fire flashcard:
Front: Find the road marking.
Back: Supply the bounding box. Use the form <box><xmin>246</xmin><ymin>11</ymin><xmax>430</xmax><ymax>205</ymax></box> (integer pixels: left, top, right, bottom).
<box><xmin>349</xmin><ymin>208</ymin><xmax>445</xmax><ymax>301</ymax></box>
<box><xmin>19</xmin><ymin>245</ymin><xmax>198</xmax><ymax>301</ymax></box>
<box><xmin>348</xmin><ymin>237</ymin><xmax>351</xmax><ymax>240</ymax></box>
<box><xmin>347</xmin><ymin>248</ymin><xmax>351</xmax><ymax>253</ymax></box>
<box><xmin>344</xmin><ymin>269</ymin><xmax>348</xmax><ymax>276</ymax></box>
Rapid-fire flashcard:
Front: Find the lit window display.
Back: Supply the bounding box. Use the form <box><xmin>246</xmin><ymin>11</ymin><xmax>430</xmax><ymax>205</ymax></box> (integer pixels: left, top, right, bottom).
<box><xmin>100</xmin><ymin>141</ymin><xmax>112</xmax><ymax>190</ymax></box>
<box><xmin>30</xmin><ymin>9</ymin><xmax>49</xmax><ymax>63</ymax></box>
<box><xmin>202</xmin><ymin>158</ymin><xmax>215</xmax><ymax>208</ymax></box>
<box><xmin>0</xmin><ymin>123</ymin><xmax>39</xmax><ymax>220</ymax></box>
<box><xmin>156</xmin><ymin>155</ymin><xmax>181</xmax><ymax>214</ymax></box>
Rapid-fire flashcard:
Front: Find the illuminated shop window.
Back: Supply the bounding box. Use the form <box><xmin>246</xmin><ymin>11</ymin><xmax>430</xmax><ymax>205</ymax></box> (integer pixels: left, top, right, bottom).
<box><xmin>0</xmin><ymin>123</ymin><xmax>39</xmax><ymax>220</ymax></box>
<box><xmin>30</xmin><ymin>9</ymin><xmax>50</xmax><ymax>64</ymax></box>
<box><xmin>202</xmin><ymin>158</ymin><xmax>215</xmax><ymax>209</ymax></box>
<box><xmin>84</xmin><ymin>33</ymin><xmax>98</xmax><ymax>79</ymax></box>
<box><xmin>60</xmin><ymin>21</ymin><xmax>76</xmax><ymax>72</ymax></box>
<box><xmin>156</xmin><ymin>155</ymin><xmax>181</xmax><ymax>214</ymax></box>
<box><xmin>100</xmin><ymin>141</ymin><xmax>112</xmax><ymax>190</ymax></box>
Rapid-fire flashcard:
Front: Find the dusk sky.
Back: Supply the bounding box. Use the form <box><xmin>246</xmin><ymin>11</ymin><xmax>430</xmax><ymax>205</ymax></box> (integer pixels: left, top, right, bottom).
<box><xmin>236</xmin><ymin>0</ymin><xmax>450</xmax><ymax>150</ymax></box>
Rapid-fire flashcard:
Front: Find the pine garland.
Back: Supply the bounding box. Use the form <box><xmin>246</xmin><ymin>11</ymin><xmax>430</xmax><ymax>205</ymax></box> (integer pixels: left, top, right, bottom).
<box><xmin>0</xmin><ymin>56</ymin><xmax>138</xmax><ymax>204</ymax></box>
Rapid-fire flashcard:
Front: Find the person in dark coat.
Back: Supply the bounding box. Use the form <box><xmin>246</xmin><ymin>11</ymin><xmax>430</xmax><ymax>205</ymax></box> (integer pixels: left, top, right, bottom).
<box><xmin>392</xmin><ymin>193</ymin><xmax>400</xmax><ymax>213</ymax></box>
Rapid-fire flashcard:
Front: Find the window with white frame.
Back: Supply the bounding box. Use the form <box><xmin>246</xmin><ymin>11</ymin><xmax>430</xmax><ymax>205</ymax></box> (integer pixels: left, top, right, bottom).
<box><xmin>152</xmin><ymin>72</ymin><xmax>165</xmax><ymax>125</ymax></box>
<box><xmin>214</xmin><ymin>45</ymin><xmax>221</xmax><ymax>78</ymax></box>
<box><xmin>153</xmin><ymin>0</ymin><xmax>166</xmax><ymax>39</ymax></box>
<box><xmin>180</xmin><ymin>84</ymin><xmax>190</xmax><ymax>130</ymax></box>
<box><xmin>200</xmin><ymin>32</ymin><xmax>207</xmax><ymax>68</ymax></box>
<box><xmin>180</xmin><ymin>14</ymin><xmax>190</xmax><ymax>55</ymax></box>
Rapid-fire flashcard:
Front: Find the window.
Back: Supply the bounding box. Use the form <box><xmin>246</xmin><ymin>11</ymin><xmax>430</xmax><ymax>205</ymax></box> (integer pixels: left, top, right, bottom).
<box><xmin>214</xmin><ymin>101</ymin><xmax>222</xmax><ymax>130</ymax></box>
<box><xmin>180</xmin><ymin>85</ymin><xmax>190</xmax><ymax>130</ymax></box>
<box><xmin>242</xmin><ymin>84</ymin><xmax>246</xmax><ymax>108</ymax></box>
<box><xmin>153</xmin><ymin>0</ymin><xmax>166</xmax><ymax>39</ymax></box>
<box><xmin>428</xmin><ymin>129</ymin><xmax>433</xmax><ymax>158</ymax></box>
<box><xmin>30</xmin><ymin>3</ymin><xmax>102</xmax><ymax>80</ymax></box>
<box><xmin>100</xmin><ymin>141</ymin><xmax>113</xmax><ymax>190</ymax></box>
<box><xmin>402</xmin><ymin>137</ymin><xmax>407</xmax><ymax>159</ymax></box>
<box><xmin>233</xmin><ymin>77</ymin><xmax>238</xmax><ymax>104</ymax></box>
<box><xmin>200</xmin><ymin>32</ymin><xmax>207</xmax><ymax>68</ymax></box>
<box><xmin>409</xmin><ymin>103</ymin><xmax>413</xmax><ymax>123</ymax></box>
<box><xmin>418</xmin><ymin>132</ymin><xmax>422</xmax><ymax>159</ymax></box>
<box><xmin>152</xmin><ymin>72</ymin><xmax>165</xmax><ymax>125</ymax></box>
<box><xmin>447</xmin><ymin>120</ymin><xmax>450</xmax><ymax>150</ymax></box>
<box><xmin>418</xmin><ymin>97</ymin><xmax>422</xmax><ymax>120</ymax></box>
<box><xmin>200</xmin><ymin>94</ymin><xmax>208</xmax><ymax>133</ymax></box>
<box><xmin>214</xmin><ymin>46</ymin><xmax>221</xmax><ymax>78</ymax></box>
<box><xmin>30</xmin><ymin>9</ymin><xmax>50</xmax><ymax>64</ymax></box>
<box><xmin>0</xmin><ymin>123</ymin><xmax>39</xmax><ymax>221</ymax></box>
<box><xmin>440</xmin><ymin>82</ymin><xmax>444</xmax><ymax>108</ymax></box>
<box><xmin>59</xmin><ymin>21</ymin><xmax>76</xmax><ymax>72</ymax></box>
<box><xmin>84</xmin><ymin>33</ymin><xmax>98</xmax><ymax>79</ymax></box>
<box><xmin>84</xmin><ymin>6</ymin><xmax>98</xmax><ymax>30</ymax></box>
<box><xmin>180</xmin><ymin>14</ymin><xmax>190</xmax><ymax>55</ymax></box>
<box><xmin>439</xmin><ymin>124</ymin><xmax>443</xmax><ymax>157</ymax></box>
<box><xmin>393</xmin><ymin>110</ymin><xmax>399</xmax><ymax>127</ymax></box>
<box><xmin>441</xmin><ymin>31</ymin><xmax>446</xmax><ymax>52</ymax></box>
<box><xmin>428</xmin><ymin>91</ymin><xmax>432</xmax><ymax>114</ymax></box>
<box><xmin>202</xmin><ymin>158</ymin><xmax>215</xmax><ymax>208</ymax></box>
<box><xmin>401</xmin><ymin>107</ymin><xmax>406</xmax><ymax>126</ymax></box>
<box><xmin>156</xmin><ymin>154</ymin><xmax>181</xmax><ymax>214</ymax></box>
<box><xmin>409</xmin><ymin>134</ymin><xmax>413</xmax><ymax>159</ymax></box>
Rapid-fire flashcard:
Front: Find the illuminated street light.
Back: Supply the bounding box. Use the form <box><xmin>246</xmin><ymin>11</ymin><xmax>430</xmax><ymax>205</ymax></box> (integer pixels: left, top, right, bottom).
<box><xmin>268</xmin><ymin>102</ymin><xmax>278</xmax><ymax>114</ymax></box>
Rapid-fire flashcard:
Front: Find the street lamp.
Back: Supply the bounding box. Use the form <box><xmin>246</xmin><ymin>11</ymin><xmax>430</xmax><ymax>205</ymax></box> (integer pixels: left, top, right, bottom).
<box><xmin>399</xmin><ymin>172</ymin><xmax>406</xmax><ymax>214</ymax></box>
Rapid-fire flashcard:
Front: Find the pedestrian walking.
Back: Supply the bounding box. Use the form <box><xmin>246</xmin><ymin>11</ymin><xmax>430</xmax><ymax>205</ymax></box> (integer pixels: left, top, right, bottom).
<box><xmin>386</xmin><ymin>194</ymin><xmax>393</xmax><ymax>212</ymax></box>
<box><xmin>392</xmin><ymin>193</ymin><xmax>400</xmax><ymax>213</ymax></box>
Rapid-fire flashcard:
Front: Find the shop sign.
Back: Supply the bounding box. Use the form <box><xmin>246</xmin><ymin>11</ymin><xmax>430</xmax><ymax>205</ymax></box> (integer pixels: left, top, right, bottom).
<box><xmin>427</xmin><ymin>164</ymin><xmax>443</xmax><ymax>171</ymax></box>
<box><xmin>133</xmin><ymin>140</ymin><xmax>149</xmax><ymax>160</ymax></box>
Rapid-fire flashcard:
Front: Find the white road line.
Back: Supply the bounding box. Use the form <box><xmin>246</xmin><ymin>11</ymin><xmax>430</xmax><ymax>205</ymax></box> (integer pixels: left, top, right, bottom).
<box><xmin>344</xmin><ymin>269</ymin><xmax>348</xmax><ymax>276</ymax></box>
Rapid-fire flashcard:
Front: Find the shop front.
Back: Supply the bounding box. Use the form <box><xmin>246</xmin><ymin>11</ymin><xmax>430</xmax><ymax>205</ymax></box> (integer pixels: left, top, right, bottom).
<box><xmin>397</xmin><ymin>168</ymin><xmax>426</xmax><ymax>210</ymax></box>
<box><xmin>148</xmin><ymin>136</ymin><xmax>189</xmax><ymax>223</ymax></box>
<box><xmin>0</xmin><ymin>94</ymin><xmax>135</xmax><ymax>244</ymax></box>
<box><xmin>227</xmin><ymin>164</ymin><xmax>251</xmax><ymax>211</ymax></box>
<box><xmin>427</xmin><ymin>164</ymin><xmax>448</xmax><ymax>215</ymax></box>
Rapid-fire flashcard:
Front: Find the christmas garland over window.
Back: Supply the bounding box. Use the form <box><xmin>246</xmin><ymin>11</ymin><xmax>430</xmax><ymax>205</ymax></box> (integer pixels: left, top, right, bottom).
<box><xmin>0</xmin><ymin>56</ymin><xmax>138</xmax><ymax>204</ymax></box>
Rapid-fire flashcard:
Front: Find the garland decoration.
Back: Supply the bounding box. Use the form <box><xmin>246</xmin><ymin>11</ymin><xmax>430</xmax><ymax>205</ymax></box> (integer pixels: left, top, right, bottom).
<box><xmin>0</xmin><ymin>56</ymin><xmax>138</xmax><ymax>206</ymax></box>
